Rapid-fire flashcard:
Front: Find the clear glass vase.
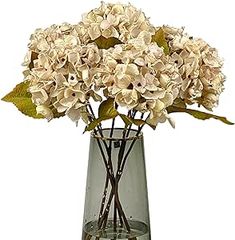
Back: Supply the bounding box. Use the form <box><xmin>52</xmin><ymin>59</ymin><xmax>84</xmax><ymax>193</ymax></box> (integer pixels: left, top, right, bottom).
<box><xmin>82</xmin><ymin>128</ymin><xmax>151</xmax><ymax>240</ymax></box>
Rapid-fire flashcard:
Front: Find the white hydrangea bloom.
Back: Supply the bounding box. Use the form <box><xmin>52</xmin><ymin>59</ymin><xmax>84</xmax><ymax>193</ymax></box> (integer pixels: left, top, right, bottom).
<box><xmin>21</xmin><ymin>4</ymin><xmax>225</xmax><ymax>127</ymax></box>
<box><xmin>76</xmin><ymin>2</ymin><xmax>155</xmax><ymax>43</ymax></box>
<box><xmin>23</xmin><ymin>24</ymin><xmax>103</xmax><ymax>123</ymax></box>
<box><xmin>95</xmin><ymin>31</ymin><xmax>182</xmax><ymax>126</ymax></box>
<box><xmin>160</xmin><ymin>26</ymin><xmax>225</xmax><ymax>110</ymax></box>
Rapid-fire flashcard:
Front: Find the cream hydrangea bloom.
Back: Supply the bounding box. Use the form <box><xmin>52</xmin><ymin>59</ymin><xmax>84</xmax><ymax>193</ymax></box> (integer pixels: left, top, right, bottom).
<box><xmin>95</xmin><ymin>31</ymin><xmax>182</xmax><ymax>126</ymax></box>
<box><xmin>23</xmin><ymin>23</ymin><xmax>102</xmax><ymax>122</ymax></box>
<box><xmin>19</xmin><ymin>4</ymin><xmax>226</xmax><ymax>127</ymax></box>
<box><xmin>160</xmin><ymin>26</ymin><xmax>225</xmax><ymax>110</ymax></box>
<box><xmin>76</xmin><ymin>2</ymin><xmax>155</xmax><ymax>43</ymax></box>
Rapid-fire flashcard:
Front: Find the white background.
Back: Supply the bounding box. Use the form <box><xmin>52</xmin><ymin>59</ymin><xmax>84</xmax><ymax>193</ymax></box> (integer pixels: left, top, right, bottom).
<box><xmin>0</xmin><ymin>0</ymin><xmax>235</xmax><ymax>239</ymax></box>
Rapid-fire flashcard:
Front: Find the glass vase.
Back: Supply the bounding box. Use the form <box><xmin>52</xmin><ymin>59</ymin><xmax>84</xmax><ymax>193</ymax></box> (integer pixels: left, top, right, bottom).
<box><xmin>82</xmin><ymin>128</ymin><xmax>151</xmax><ymax>240</ymax></box>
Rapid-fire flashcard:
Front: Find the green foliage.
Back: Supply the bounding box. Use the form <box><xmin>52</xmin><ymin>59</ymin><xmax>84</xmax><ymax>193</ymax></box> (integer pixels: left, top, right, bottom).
<box><xmin>132</xmin><ymin>118</ymin><xmax>146</xmax><ymax>126</ymax></box>
<box><xmin>85</xmin><ymin>118</ymin><xmax>102</xmax><ymax>131</ymax></box>
<box><xmin>119</xmin><ymin>114</ymin><xmax>145</xmax><ymax>126</ymax></box>
<box><xmin>152</xmin><ymin>28</ymin><xmax>170</xmax><ymax>55</ymax></box>
<box><xmin>167</xmin><ymin>106</ymin><xmax>234</xmax><ymax>125</ymax></box>
<box><xmin>172</xmin><ymin>98</ymin><xmax>187</xmax><ymax>108</ymax></box>
<box><xmin>86</xmin><ymin>98</ymin><xmax>118</xmax><ymax>131</ymax></box>
<box><xmin>119</xmin><ymin>114</ymin><xmax>132</xmax><ymax>125</ymax></box>
<box><xmin>1</xmin><ymin>81</ymin><xmax>44</xmax><ymax>119</ymax></box>
<box><xmin>98</xmin><ymin>98</ymin><xmax>118</xmax><ymax>119</ymax></box>
<box><xmin>51</xmin><ymin>108</ymin><xmax>66</xmax><ymax>118</ymax></box>
<box><xmin>86</xmin><ymin>99</ymin><xmax>148</xmax><ymax>132</ymax></box>
<box><xmin>93</xmin><ymin>36</ymin><xmax>123</xmax><ymax>49</ymax></box>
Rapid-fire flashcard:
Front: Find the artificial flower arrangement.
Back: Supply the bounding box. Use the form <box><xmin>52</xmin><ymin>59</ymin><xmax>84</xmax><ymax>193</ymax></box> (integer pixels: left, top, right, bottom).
<box><xmin>2</xmin><ymin>2</ymin><xmax>232</xmax><ymax>128</ymax></box>
<box><xmin>2</xmin><ymin>2</ymin><xmax>233</xmax><ymax>240</ymax></box>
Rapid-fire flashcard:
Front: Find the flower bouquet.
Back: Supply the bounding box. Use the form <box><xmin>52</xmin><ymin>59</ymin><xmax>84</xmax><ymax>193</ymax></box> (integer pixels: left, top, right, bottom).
<box><xmin>2</xmin><ymin>2</ymin><xmax>233</xmax><ymax>240</ymax></box>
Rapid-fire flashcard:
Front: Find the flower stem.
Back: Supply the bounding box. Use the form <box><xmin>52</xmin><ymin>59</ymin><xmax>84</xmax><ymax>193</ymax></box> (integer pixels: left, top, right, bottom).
<box><xmin>98</xmin><ymin>124</ymin><xmax>145</xmax><ymax>233</ymax></box>
<box><xmin>87</xmin><ymin>107</ymin><xmax>144</xmax><ymax>240</ymax></box>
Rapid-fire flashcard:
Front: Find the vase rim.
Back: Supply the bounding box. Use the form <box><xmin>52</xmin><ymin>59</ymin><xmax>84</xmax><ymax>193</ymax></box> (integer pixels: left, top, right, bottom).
<box><xmin>91</xmin><ymin>128</ymin><xmax>143</xmax><ymax>141</ymax></box>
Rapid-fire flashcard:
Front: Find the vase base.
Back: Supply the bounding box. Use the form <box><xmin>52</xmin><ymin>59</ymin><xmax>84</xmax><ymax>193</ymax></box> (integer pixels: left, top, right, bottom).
<box><xmin>82</xmin><ymin>219</ymin><xmax>150</xmax><ymax>240</ymax></box>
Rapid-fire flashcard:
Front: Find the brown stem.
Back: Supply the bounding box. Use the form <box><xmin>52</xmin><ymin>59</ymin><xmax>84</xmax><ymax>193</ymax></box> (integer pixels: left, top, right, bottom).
<box><xmin>117</xmin><ymin>207</ymin><xmax>123</xmax><ymax>227</ymax></box>
<box><xmin>112</xmin><ymin>119</ymin><xmax>118</xmax><ymax>232</ymax></box>
<box><xmin>86</xmin><ymin>107</ymin><xmax>140</xmax><ymax>240</ymax></box>
<box><xmin>88</xmin><ymin>104</ymin><xmax>109</xmax><ymax>152</ymax></box>
<box><xmin>140</xmin><ymin>112</ymin><xmax>145</xmax><ymax>120</ymax></box>
<box><xmin>88</xmin><ymin>107</ymin><xmax>145</xmax><ymax>236</ymax></box>
<box><xmin>99</xmin><ymin>185</ymin><xmax>130</xmax><ymax>232</ymax></box>
<box><xmin>120</xmin><ymin>125</ymin><xmax>144</xmax><ymax>173</ymax></box>
<box><xmin>126</xmin><ymin>110</ymin><xmax>137</xmax><ymax>138</ymax></box>
<box><xmin>113</xmin><ymin>124</ymin><xmax>128</xmax><ymax>230</ymax></box>
<box><xmin>113</xmin><ymin>200</ymin><xmax>117</xmax><ymax>231</ymax></box>
<box><xmin>93</xmin><ymin>117</ymin><xmax>130</xmax><ymax>232</ymax></box>
<box><xmin>99</xmin><ymin>117</ymin><xmax>116</xmax><ymax>223</ymax></box>
<box><xmin>114</xmin><ymin>124</ymin><xmax>129</xmax><ymax>229</ymax></box>
<box><xmin>97</xmin><ymin>174</ymin><xmax>109</xmax><ymax>224</ymax></box>
<box><xmin>98</xmin><ymin>168</ymin><xmax>130</xmax><ymax>230</ymax></box>
<box><xmin>98</xmin><ymin>124</ymin><xmax>144</xmax><ymax>228</ymax></box>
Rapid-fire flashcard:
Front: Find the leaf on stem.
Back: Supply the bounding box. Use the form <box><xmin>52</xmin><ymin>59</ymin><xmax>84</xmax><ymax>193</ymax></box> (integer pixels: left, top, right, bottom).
<box><xmin>172</xmin><ymin>98</ymin><xmax>187</xmax><ymax>108</ymax></box>
<box><xmin>98</xmin><ymin>98</ymin><xmax>118</xmax><ymax>119</ymax></box>
<box><xmin>51</xmin><ymin>107</ymin><xmax>65</xmax><ymax>118</ymax></box>
<box><xmin>133</xmin><ymin>118</ymin><xmax>146</xmax><ymax>126</ymax></box>
<box><xmin>85</xmin><ymin>118</ymin><xmax>103</xmax><ymax>131</ymax></box>
<box><xmin>152</xmin><ymin>28</ymin><xmax>170</xmax><ymax>55</ymax></box>
<box><xmin>167</xmin><ymin>106</ymin><xmax>234</xmax><ymax>125</ymax></box>
<box><xmin>93</xmin><ymin>36</ymin><xmax>123</xmax><ymax>49</ymax></box>
<box><xmin>85</xmin><ymin>98</ymin><xmax>118</xmax><ymax>132</ymax></box>
<box><xmin>119</xmin><ymin>114</ymin><xmax>132</xmax><ymax>126</ymax></box>
<box><xmin>119</xmin><ymin>114</ymin><xmax>145</xmax><ymax>126</ymax></box>
<box><xmin>1</xmin><ymin>81</ymin><xmax>44</xmax><ymax>119</ymax></box>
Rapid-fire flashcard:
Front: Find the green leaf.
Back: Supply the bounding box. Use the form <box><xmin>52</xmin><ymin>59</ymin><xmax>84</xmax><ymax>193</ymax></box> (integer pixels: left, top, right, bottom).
<box><xmin>132</xmin><ymin>119</ymin><xmax>145</xmax><ymax>126</ymax></box>
<box><xmin>119</xmin><ymin>114</ymin><xmax>145</xmax><ymax>126</ymax></box>
<box><xmin>93</xmin><ymin>36</ymin><xmax>123</xmax><ymax>49</ymax></box>
<box><xmin>152</xmin><ymin>28</ymin><xmax>170</xmax><ymax>55</ymax></box>
<box><xmin>85</xmin><ymin>98</ymin><xmax>118</xmax><ymax>132</ymax></box>
<box><xmin>172</xmin><ymin>98</ymin><xmax>187</xmax><ymax>108</ymax></box>
<box><xmin>85</xmin><ymin>118</ymin><xmax>102</xmax><ymax>131</ymax></box>
<box><xmin>167</xmin><ymin>106</ymin><xmax>234</xmax><ymax>125</ymax></box>
<box><xmin>145</xmin><ymin>115</ymin><xmax>158</xmax><ymax>130</ymax></box>
<box><xmin>98</xmin><ymin>98</ymin><xmax>118</xmax><ymax>119</ymax></box>
<box><xmin>119</xmin><ymin>114</ymin><xmax>132</xmax><ymax>126</ymax></box>
<box><xmin>2</xmin><ymin>81</ymin><xmax>44</xmax><ymax>119</ymax></box>
<box><xmin>146</xmin><ymin>122</ymin><xmax>156</xmax><ymax>130</ymax></box>
<box><xmin>51</xmin><ymin>108</ymin><xmax>65</xmax><ymax>118</ymax></box>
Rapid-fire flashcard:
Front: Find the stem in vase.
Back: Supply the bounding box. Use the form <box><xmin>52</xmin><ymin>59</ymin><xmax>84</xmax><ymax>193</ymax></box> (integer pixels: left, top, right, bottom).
<box><xmin>98</xmin><ymin>124</ymin><xmax>144</xmax><ymax>226</ymax></box>
<box><xmin>93</xmin><ymin>129</ymin><xmax>130</xmax><ymax>232</ymax></box>
<box><xmin>97</xmin><ymin>174</ymin><xmax>109</xmax><ymax>223</ymax></box>
<box><xmin>86</xmin><ymin>106</ymin><xmax>135</xmax><ymax>239</ymax></box>
<box><xmin>87</xmin><ymin>106</ymin><xmax>144</xmax><ymax>240</ymax></box>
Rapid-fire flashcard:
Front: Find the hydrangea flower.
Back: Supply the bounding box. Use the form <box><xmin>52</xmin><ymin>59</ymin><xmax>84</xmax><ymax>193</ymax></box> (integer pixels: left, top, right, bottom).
<box><xmin>23</xmin><ymin>23</ymin><xmax>102</xmax><ymax>122</ymax></box>
<box><xmin>95</xmin><ymin>31</ymin><xmax>182</xmax><ymax>126</ymax></box>
<box><xmin>159</xmin><ymin>26</ymin><xmax>225</xmax><ymax>110</ymax></box>
<box><xmin>3</xmin><ymin>3</ymin><xmax>231</xmax><ymax>128</ymax></box>
<box><xmin>76</xmin><ymin>2</ymin><xmax>155</xmax><ymax>43</ymax></box>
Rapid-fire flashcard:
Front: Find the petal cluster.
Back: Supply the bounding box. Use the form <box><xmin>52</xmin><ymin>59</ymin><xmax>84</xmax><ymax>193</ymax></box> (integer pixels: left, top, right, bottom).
<box><xmin>95</xmin><ymin>31</ymin><xmax>181</xmax><ymax>125</ymax></box>
<box><xmin>24</xmin><ymin>23</ymin><xmax>102</xmax><ymax>122</ymax></box>
<box><xmin>76</xmin><ymin>2</ymin><xmax>155</xmax><ymax>43</ymax></box>
<box><xmin>21</xmin><ymin>3</ymin><xmax>225</xmax><ymax>127</ymax></box>
<box><xmin>161</xmin><ymin>26</ymin><xmax>225</xmax><ymax>110</ymax></box>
